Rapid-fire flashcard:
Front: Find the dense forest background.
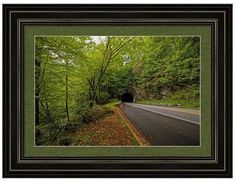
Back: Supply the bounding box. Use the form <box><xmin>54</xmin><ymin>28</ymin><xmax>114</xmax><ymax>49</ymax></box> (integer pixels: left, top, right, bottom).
<box><xmin>35</xmin><ymin>36</ymin><xmax>200</xmax><ymax>145</ymax></box>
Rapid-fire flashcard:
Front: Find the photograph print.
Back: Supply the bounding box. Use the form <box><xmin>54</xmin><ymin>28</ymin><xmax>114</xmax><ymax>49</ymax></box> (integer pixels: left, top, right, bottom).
<box><xmin>35</xmin><ymin>36</ymin><xmax>200</xmax><ymax>146</ymax></box>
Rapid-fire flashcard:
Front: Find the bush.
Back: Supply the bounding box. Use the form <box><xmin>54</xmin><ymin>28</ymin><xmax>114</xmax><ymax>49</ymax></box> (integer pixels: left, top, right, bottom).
<box><xmin>36</xmin><ymin>121</ymin><xmax>80</xmax><ymax>145</ymax></box>
<box><xmin>59</xmin><ymin>136</ymin><xmax>74</xmax><ymax>146</ymax></box>
<box><xmin>35</xmin><ymin>122</ymin><xmax>63</xmax><ymax>145</ymax></box>
<box><xmin>63</xmin><ymin>122</ymin><xmax>80</xmax><ymax>133</ymax></box>
<box><xmin>77</xmin><ymin>102</ymin><xmax>90</xmax><ymax>120</ymax></box>
<box><xmin>169</xmin><ymin>86</ymin><xmax>200</xmax><ymax>101</ymax></box>
<box><xmin>96</xmin><ymin>91</ymin><xmax>111</xmax><ymax>104</ymax></box>
<box><xmin>81</xmin><ymin>105</ymin><xmax>113</xmax><ymax>123</ymax></box>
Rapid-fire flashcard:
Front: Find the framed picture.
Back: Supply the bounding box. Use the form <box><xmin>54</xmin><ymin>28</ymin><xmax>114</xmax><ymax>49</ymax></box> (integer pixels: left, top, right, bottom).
<box><xmin>3</xmin><ymin>4</ymin><xmax>232</xmax><ymax>177</ymax></box>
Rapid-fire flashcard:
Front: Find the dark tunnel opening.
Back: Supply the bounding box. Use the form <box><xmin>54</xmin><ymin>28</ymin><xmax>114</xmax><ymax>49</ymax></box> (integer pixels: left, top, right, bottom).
<box><xmin>120</xmin><ymin>92</ymin><xmax>134</xmax><ymax>102</ymax></box>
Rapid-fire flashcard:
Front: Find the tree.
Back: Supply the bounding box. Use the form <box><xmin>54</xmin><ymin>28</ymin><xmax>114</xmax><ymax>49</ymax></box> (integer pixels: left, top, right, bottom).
<box><xmin>86</xmin><ymin>37</ymin><xmax>133</xmax><ymax>107</ymax></box>
<box><xmin>35</xmin><ymin>36</ymin><xmax>87</xmax><ymax>123</ymax></box>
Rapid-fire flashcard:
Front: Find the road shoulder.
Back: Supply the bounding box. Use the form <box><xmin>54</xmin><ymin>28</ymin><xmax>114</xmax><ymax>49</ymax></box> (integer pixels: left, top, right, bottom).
<box><xmin>116</xmin><ymin>105</ymin><xmax>150</xmax><ymax>146</ymax></box>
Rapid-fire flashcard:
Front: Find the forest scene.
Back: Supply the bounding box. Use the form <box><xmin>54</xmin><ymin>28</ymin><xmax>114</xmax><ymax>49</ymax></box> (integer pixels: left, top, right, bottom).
<box><xmin>35</xmin><ymin>36</ymin><xmax>200</xmax><ymax>146</ymax></box>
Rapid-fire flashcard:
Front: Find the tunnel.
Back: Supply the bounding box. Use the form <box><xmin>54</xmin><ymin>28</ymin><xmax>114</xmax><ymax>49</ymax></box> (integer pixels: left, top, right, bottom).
<box><xmin>120</xmin><ymin>92</ymin><xmax>134</xmax><ymax>102</ymax></box>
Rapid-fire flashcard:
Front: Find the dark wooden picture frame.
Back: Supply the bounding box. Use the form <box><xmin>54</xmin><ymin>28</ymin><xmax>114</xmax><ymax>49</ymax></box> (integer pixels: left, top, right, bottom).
<box><xmin>3</xmin><ymin>4</ymin><xmax>232</xmax><ymax>177</ymax></box>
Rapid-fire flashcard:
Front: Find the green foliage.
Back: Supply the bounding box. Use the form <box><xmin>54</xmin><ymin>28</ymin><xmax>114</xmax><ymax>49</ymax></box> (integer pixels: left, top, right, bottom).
<box><xmin>104</xmin><ymin>99</ymin><xmax>120</xmax><ymax>109</ymax></box>
<box><xmin>36</xmin><ymin>121</ymin><xmax>82</xmax><ymax>145</ymax></box>
<box><xmin>137</xmin><ymin>86</ymin><xmax>200</xmax><ymax>108</ymax></box>
<box><xmin>81</xmin><ymin>106</ymin><xmax>114</xmax><ymax>123</ymax></box>
<box><xmin>96</xmin><ymin>91</ymin><xmax>111</xmax><ymax>104</ymax></box>
<box><xmin>137</xmin><ymin>98</ymin><xmax>199</xmax><ymax>109</ymax></box>
<box><xmin>59</xmin><ymin>136</ymin><xmax>74</xmax><ymax>146</ymax></box>
<box><xmin>35</xmin><ymin>122</ymin><xmax>64</xmax><ymax>145</ymax></box>
<box><xmin>135</xmin><ymin>37</ymin><xmax>200</xmax><ymax>99</ymax></box>
<box><xmin>64</xmin><ymin>123</ymin><xmax>81</xmax><ymax>133</ymax></box>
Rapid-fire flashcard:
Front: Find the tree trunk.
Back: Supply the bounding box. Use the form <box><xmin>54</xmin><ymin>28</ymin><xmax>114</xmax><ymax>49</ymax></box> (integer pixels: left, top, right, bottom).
<box><xmin>65</xmin><ymin>61</ymin><xmax>70</xmax><ymax>122</ymax></box>
<box><xmin>35</xmin><ymin>58</ymin><xmax>40</xmax><ymax>125</ymax></box>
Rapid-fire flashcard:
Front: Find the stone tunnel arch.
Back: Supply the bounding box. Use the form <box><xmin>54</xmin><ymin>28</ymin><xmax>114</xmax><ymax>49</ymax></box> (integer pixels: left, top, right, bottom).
<box><xmin>120</xmin><ymin>92</ymin><xmax>134</xmax><ymax>102</ymax></box>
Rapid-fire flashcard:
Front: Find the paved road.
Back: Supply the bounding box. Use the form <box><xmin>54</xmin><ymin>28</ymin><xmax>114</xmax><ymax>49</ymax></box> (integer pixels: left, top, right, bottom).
<box><xmin>121</xmin><ymin>103</ymin><xmax>200</xmax><ymax>146</ymax></box>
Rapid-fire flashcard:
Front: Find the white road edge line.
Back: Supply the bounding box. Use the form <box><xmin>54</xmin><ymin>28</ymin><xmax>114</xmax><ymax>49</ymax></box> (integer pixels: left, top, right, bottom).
<box><xmin>133</xmin><ymin>103</ymin><xmax>200</xmax><ymax>115</ymax></box>
<box><xmin>125</xmin><ymin>103</ymin><xmax>200</xmax><ymax>125</ymax></box>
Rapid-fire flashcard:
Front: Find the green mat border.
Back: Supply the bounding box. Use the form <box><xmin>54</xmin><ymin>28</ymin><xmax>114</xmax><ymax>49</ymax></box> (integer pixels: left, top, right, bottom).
<box><xmin>24</xmin><ymin>25</ymin><xmax>211</xmax><ymax>157</ymax></box>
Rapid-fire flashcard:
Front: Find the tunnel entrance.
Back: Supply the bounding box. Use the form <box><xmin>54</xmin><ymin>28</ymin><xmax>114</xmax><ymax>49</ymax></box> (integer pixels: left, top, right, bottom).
<box><xmin>121</xmin><ymin>92</ymin><xmax>134</xmax><ymax>102</ymax></box>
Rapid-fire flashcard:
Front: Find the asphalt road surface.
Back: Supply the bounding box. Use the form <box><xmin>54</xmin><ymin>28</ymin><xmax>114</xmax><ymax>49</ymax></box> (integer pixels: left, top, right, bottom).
<box><xmin>121</xmin><ymin>103</ymin><xmax>200</xmax><ymax>146</ymax></box>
